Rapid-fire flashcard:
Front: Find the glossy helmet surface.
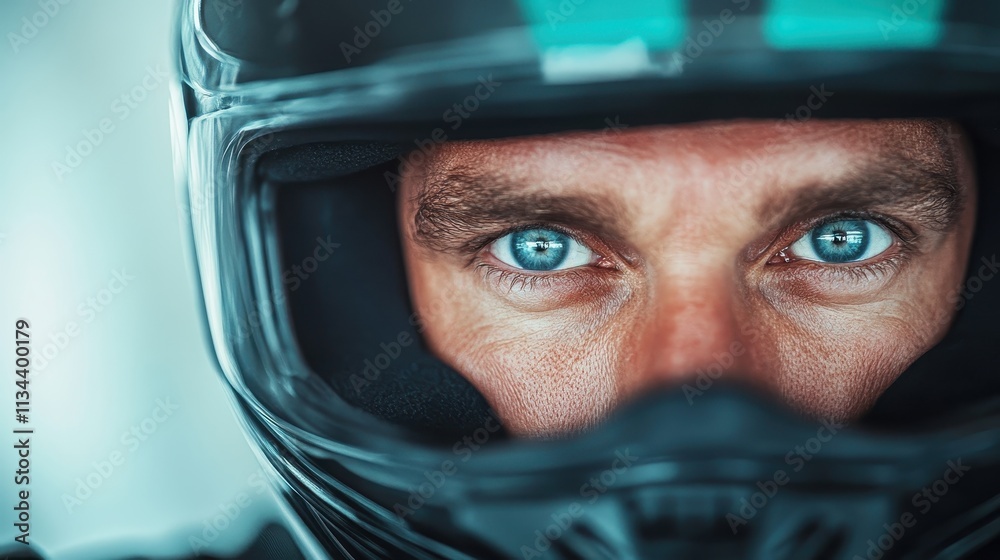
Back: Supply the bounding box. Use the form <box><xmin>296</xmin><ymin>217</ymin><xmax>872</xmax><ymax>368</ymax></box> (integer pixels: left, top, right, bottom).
<box><xmin>174</xmin><ymin>1</ymin><xmax>1000</xmax><ymax>558</ymax></box>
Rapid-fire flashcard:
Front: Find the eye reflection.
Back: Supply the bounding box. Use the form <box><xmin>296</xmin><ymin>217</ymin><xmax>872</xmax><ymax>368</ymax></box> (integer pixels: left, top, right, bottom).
<box><xmin>788</xmin><ymin>219</ymin><xmax>894</xmax><ymax>263</ymax></box>
<box><xmin>490</xmin><ymin>228</ymin><xmax>597</xmax><ymax>271</ymax></box>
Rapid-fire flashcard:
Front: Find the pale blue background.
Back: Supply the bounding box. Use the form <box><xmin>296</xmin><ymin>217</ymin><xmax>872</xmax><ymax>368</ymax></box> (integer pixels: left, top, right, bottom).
<box><xmin>0</xmin><ymin>1</ymin><xmax>301</xmax><ymax>558</ymax></box>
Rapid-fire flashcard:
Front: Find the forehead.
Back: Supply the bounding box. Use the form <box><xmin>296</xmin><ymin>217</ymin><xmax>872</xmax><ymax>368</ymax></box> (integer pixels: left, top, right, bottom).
<box><xmin>405</xmin><ymin>120</ymin><xmax>959</xmax><ymax>234</ymax></box>
<box><xmin>420</xmin><ymin>119</ymin><xmax>951</xmax><ymax>183</ymax></box>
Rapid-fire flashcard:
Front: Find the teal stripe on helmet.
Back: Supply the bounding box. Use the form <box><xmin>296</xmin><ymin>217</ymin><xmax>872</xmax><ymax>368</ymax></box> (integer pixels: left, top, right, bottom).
<box><xmin>517</xmin><ymin>0</ymin><xmax>686</xmax><ymax>50</ymax></box>
<box><xmin>764</xmin><ymin>0</ymin><xmax>945</xmax><ymax>49</ymax></box>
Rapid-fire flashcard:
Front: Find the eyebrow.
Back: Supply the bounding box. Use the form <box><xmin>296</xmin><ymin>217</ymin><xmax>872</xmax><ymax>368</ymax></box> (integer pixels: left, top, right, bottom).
<box><xmin>755</xmin><ymin>154</ymin><xmax>964</xmax><ymax>235</ymax></box>
<box><xmin>411</xmin><ymin>166</ymin><xmax>630</xmax><ymax>255</ymax></box>
<box><xmin>755</xmin><ymin>124</ymin><xmax>964</xmax><ymax>234</ymax></box>
<box><xmin>408</xmin><ymin>132</ymin><xmax>966</xmax><ymax>255</ymax></box>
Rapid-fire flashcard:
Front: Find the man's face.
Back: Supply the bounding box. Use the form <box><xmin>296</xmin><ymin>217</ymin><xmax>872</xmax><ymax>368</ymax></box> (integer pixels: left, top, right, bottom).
<box><xmin>397</xmin><ymin>119</ymin><xmax>977</xmax><ymax>438</ymax></box>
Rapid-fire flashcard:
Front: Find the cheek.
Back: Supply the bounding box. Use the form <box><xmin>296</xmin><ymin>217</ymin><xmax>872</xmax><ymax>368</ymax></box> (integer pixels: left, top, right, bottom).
<box><xmin>463</xmin><ymin>328</ymin><xmax>620</xmax><ymax>437</ymax></box>
<box><xmin>762</xmin><ymin>312</ymin><xmax>921</xmax><ymax>421</ymax></box>
<box><xmin>407</xmin><ymin>263</ymin><xmax>634</xmax><ymax>437</ymax></box>
<box><xmin>752</xmin><ymin>270</ymin><xmax>966</xmax><ymax>421</ymax></box>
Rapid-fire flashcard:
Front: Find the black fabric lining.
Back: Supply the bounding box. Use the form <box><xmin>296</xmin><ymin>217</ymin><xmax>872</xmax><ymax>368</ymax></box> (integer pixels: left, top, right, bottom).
<box><xmin>262</xmin><ymin>147</ymin><xmax>504</xmax><ymax>441</ymax></box>
<box><xmin>258</xmin><ymin>141</ymin><xmax>404</xmax><ymax>183</ymax></box>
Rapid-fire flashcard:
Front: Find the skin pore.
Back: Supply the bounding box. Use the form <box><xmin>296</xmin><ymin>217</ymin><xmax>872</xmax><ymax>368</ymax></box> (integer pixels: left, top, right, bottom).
<box><xmin>397</xmin><ymin>119</ymin><xmax>977</xmax><ymax>438</ymax></box>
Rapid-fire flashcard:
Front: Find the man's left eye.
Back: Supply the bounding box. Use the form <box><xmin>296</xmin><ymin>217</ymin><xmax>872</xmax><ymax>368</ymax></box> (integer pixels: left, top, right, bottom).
<box><xmin>490</xmin><ymin>228</ymin><xmax>597</xmax><ymax>271</ymax></box>
<box><xmin>787</xmin><ymin>219</ymin><xmax>894</xmax><ymax>263</ymax></box>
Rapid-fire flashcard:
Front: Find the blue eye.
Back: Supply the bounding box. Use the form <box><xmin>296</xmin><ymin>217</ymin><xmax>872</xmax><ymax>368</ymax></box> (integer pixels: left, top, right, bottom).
<box><xmin>490</xmin><ymin>228</ymin><xmax>597</xmax><ymax>271</ymax></box>
<box><xmin>788</xmin><ymin>219</ymin><xmax>893</xmax><ymax>263</ymax></box>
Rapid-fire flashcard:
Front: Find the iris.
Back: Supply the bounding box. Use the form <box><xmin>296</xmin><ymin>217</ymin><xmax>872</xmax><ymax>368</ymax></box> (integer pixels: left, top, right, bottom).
<box><xmin>510</xmin><ymin>229</ymin><xmax>570</xmax><ymax>271</ymax></box>
<box><xmin>809</xmin><ymin>220</ymin><xmax>870</xmax><ymax>263</ymax></box>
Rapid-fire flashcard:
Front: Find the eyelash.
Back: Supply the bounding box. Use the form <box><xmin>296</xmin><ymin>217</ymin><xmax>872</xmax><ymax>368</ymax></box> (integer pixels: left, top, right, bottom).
<box><xmin>474</xmin><ymin>263</ymin><xmax>592</xmax><ymax>292</ymax></box>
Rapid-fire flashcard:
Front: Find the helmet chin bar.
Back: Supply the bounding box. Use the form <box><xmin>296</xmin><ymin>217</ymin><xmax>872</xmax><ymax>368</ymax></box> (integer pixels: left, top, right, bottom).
<box><xmin>241</xmin><ymin>382</ymin><xmax>1000</xmax><ymax>559</ymax></box>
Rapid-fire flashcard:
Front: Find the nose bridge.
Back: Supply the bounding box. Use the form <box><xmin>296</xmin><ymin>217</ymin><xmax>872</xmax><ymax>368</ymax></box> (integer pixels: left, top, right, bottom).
<box><xmin>635</xmin><ymin>260</ymin><xmax>749</xmax><ymax>392</ymax></box>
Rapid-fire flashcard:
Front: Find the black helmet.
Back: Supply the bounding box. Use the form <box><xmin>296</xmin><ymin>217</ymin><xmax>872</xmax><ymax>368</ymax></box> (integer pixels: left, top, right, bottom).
<box><xmin>173</xmin><ymin>1</ymin><xmax>1000</xmax><ymax>557</ymax></box>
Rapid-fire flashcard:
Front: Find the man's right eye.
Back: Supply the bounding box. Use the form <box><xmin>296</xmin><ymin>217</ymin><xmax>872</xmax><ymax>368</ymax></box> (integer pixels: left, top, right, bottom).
<box><xmin>490</xmin><ymin>228</ymin><xmax>598</xmax><ymax>271</ymax></box>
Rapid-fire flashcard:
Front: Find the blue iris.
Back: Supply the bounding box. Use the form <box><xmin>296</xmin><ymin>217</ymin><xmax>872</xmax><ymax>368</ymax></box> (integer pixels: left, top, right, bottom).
<box><xmin>510</xmin><ymin>229</ymin><xmax>570</xmax><ymax>271</ymax></box>
<box><xmin>810</xmin><ymin>220</ymin><xmax>870</xmax><ymax>263</ymax></box>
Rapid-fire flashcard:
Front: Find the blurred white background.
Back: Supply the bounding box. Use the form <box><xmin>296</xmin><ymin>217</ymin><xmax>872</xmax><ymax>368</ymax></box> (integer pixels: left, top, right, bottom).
<box><xmin>0</xmin><ymin>1</ymin><xmax>291</xmax><ymax>558</ymax></box>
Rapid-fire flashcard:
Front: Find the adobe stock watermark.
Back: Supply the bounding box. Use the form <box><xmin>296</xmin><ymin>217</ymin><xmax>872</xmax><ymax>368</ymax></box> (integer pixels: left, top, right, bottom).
<box><xmin>392</xmin><ymin>413</ymin><xmax>505</xmax><ymax>519</ymax></box>
<box><xmin>543</xmin><ymin>0</ymin><xmax>589</xmax><ymax>29</ymax></box>
<box><xmin>920</xmin><ymin>253</ymin><xmax>999</xmax><ymax>335</ymax></box>
<box><xmin>853</xmin><ymin>459</ymin><xmax>970</xmax><ymax>560</ymax></box>
<box><xmin>718</xmin><ymin>83</ymin><xmax>834</xmax><ymax>198</ymax></box>
<box><xmin>178</xmin><ymin>132</ymin><xmax>276</xmax><ymax>225</ymax></box>
<box><xmin>385</xmin><ymin>74</ymin><xmax>502</xmax><ymax>191</ymax></box>
<box><xmin>229</xmin><ymin>236</ymin><xmax>340</xmax><ymax>343</ymax></box>
<box><xmin>350</xmin><ymin>289</ymin><xmax>468</xmax><ymax>394</ymax></box>
<box><xmin>7</xmin><ymin>0</ymin><xmax>72</xmax><ymax>54</ymax></box>
<box><xmin>349</xmin><ymin>326</ymin><xmax>416</xmax><ymax>394</ymax></box>
<box><xmin>189</xmin><ymin>469</ymin><xmax>270</xmax><ymax>554</ymax></box>
<box><xmin>726</xmin><ymin>418</ymin><xmax>845</xmax><ymax>534</ymax></box>
<box><xmin>668</xmin><ymin>0</ymin><xmax>751</xmax><ymax>69</ymax></box>
<box><xmin>950</xmin><ymin>254</ymin><xmax>998</xmax><ymax>312</ymax></box>
<box><xmin>547</xmin><ymin>0</ymin><xmax>751</xmax><ymax>68</ymax></box>
<box><xmin>681</xmin><ymin>324</ymin><xmax>761</xmax><ymax>404</ymax></box>
<box><xmin>33</xmin><ymin>268</ymin><xmax>135</xmax><ymax>376</ymax></box>
<box><xmin>61</xmin><ymin>397</ymin><xmax>181</xmax><ymax>513</ymax></box>
<box><xmin>783</xmin><ymin>84</ymin><xmax>835</xmax><ymax>123</ymax></box>
<box><xmin>878</xmin><ymin>0</ymin><xmax>935</xmax><ymax>40</ymax></box>
<box><xmin>597</xmin><ymin>115</ymin><xmax>629</xmax><ymax>142</ymax></box>
<box><xmin>209</xmin><ymin>0</ymin><xmax>244</xmax><ymax>22</ymax></box>
<box><xmin>51</xmin><ymin>65</ymin><xmax>168</xmax><ymax>182</ymax></box>
<box><xmin>177</xmin><ymin>190</ymin><xmax>212</xmax><ymax>226</ymax></box>
<box><xmin>519</xmin><ymin>449</ymin><xmax>639</xmax><ymax>559</ymax></box>
<box><xmin>340</xmin><ymin>0</ymin><xmax>413</xmax><ymax>63</ymax></box>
